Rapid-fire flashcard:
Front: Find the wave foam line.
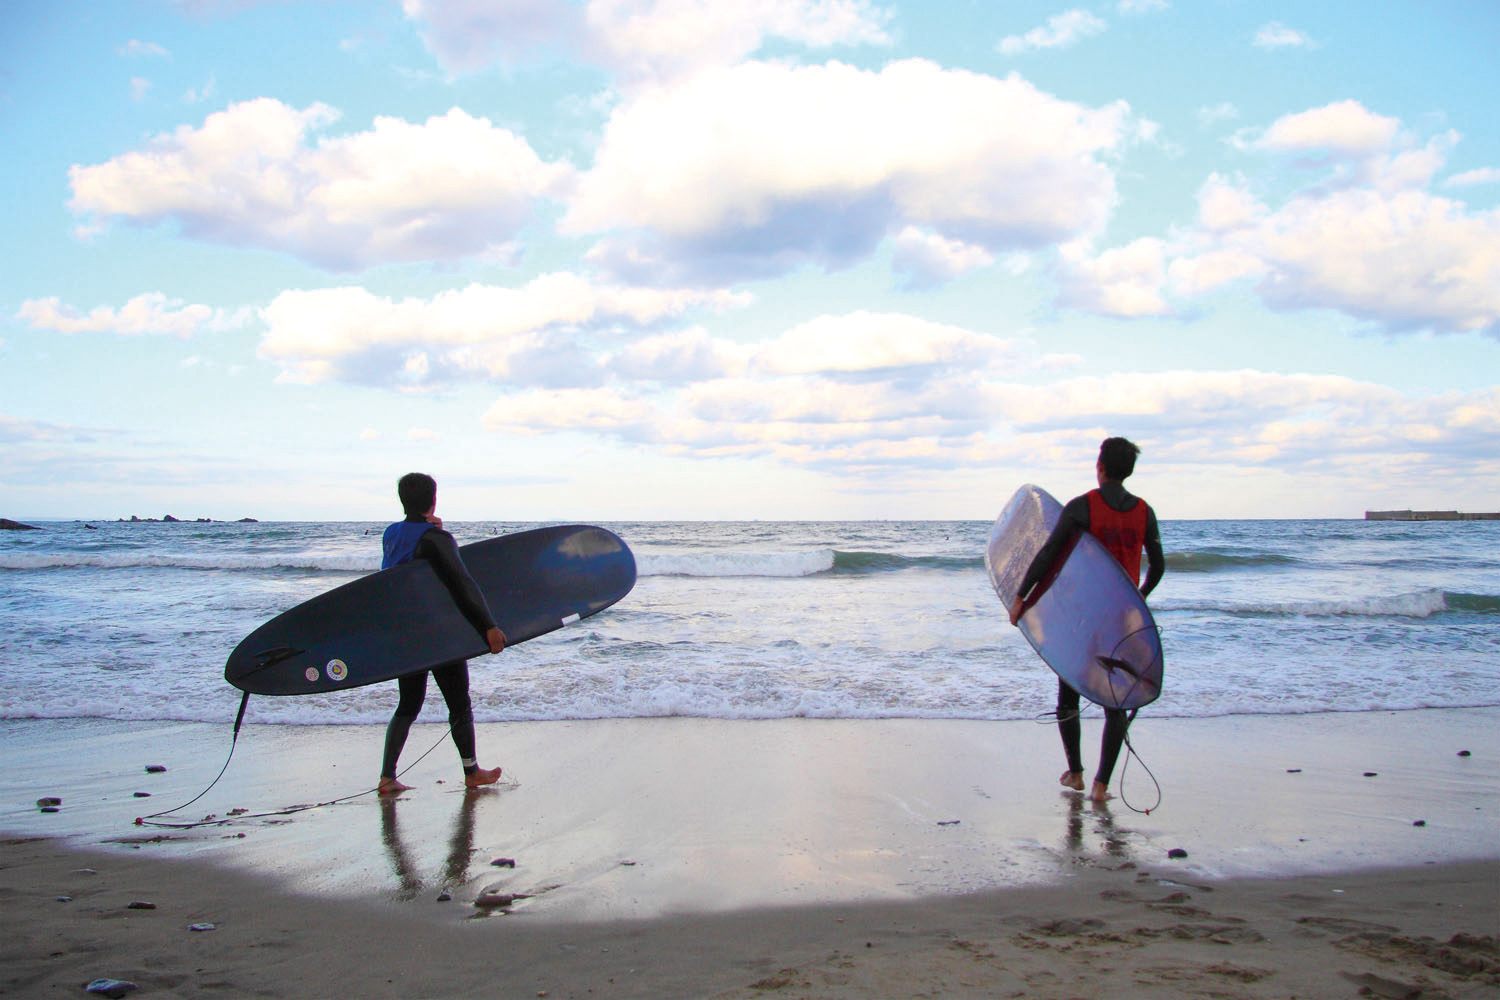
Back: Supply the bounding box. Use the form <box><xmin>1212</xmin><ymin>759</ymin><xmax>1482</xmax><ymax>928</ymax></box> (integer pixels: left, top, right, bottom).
<box><xmin>0</xmin><ymin>553</ymin><xmax>375</xmax><ymax>572</ymax></box>
<box><xmin>1154</xmin><ymin>588</ymin><xmax>1495</xmax><ymax>619</ymax></box>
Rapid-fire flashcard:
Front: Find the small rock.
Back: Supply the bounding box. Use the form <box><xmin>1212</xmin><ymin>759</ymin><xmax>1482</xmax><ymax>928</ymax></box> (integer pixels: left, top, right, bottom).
<box><xmin>74</xmin><ymin>868</ymin><xmax>96</xmax><ymax>875</ymax></box>
<box><xmin>188</xmin><ymin>923</ymin><xmax>215</xmax><ymax>932</ymax></box>
<box><xmin>55</xmin><ymin>896</ymin><xmax>71</xmax><ymax>903</ymax></box>
<box><xmin>126</xmin><ymin>901</ymin><xmax>156</xmax><ymax>910</ymax></box>
<box><xmin>40</xmin><ymin>806</ymin><xmax>60</xmax><ymax>813</ymax></box>
<box><xmin>491</xmin><ymin>857</ymin><xmax>516</xmax><ymax>868</ymax></box>
<box><xmin>1457</xmin><ymin>750</ymin><xmax>1471</xmax><ymax>757</ymax></box>
<box><xmin>1285</xmin><ymin>768</ymin><xmax>1301</xmax><ymax>774</ymax></box>
<box><xmin>133</xmin><ymin>792</ymin><xmax>150</xmax><ymax>798</ymax></box>
<box><xmin>1167</xmin><ymin>848</ymin><xmax>1189</xmax><ymax>859</ymax></box>
<box><xmin>474</xmin><ymin>890</ymin><xmax>515</xmax><ymax>909</ymax></box>
<box><xmin>145</xmin><ymin>765</ymin><xmax>167</xmax><ymax>773</ymax></box>
<box><xmin>436</xmin><ymin>890</ymin><xmax>452</xmax><ymax>902</ymax></box>
<box><xmin>1412</xmin><ymin>820</ymin><xmax>1426</xmax><ymax>827</ymax></box>
<box><xmin>85</xmin><ymin>979</ymin><xmax>139</xmax><ymax>998</ymax></box>
<box><xmin>937</xmin><ymin>819</ymin><xmax>961</xmax><ymax>826</ymax></box>
<box><xmin>1363</xmin><ymin>771</ymin><xmax>1378</xmax><ymax>777</ymax></box>
<box><xmin>36</xmin><ymin>797</ymin><xmax>62</xmax><ymax>807</ymax></box>
<box><xmin>619</xmin><ymin>859</ymin><xmax>637</xmax><ymax>866</ymax></box>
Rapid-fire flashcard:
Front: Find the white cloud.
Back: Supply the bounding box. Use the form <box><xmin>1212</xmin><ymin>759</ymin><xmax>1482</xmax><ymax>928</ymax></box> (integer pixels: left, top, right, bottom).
<box><xmin>998</xmin><ymin>10</ymin><xmax>1107</xmax><ymax>55</ymax></box>
<box><xmin>566</xmin><ymin>59</ymin><xmax>1133</xmax><ymax>284</ymax></box>
<box><xmin>258</xmin><ymin>273</ymin><xmax>748</xmax><ymax>387</ymax></box>
<box><xmin>474</xmin><ymin>364</ymin><xmax>1500</xmax><ymax>482</ymax></box>
<box><xmin>1257</xmin><ymin>100</ymin><xmax>1400</xmax><ymax>158</ymax></box>
<box><xmin>891</xmin><ymin>226</ymin><xmax>995</xmax><ymax>289</ymax></box>
<box><xmin>1056</xmin><ymin>238</ymin><xmax>1170</xmax><ymax>317</ymax></box>
<box><xmin>606</xmin><ymin>328</ymin><xmax>748</xmax><ymax>382</ymax></box>
<box><xmin>1446</xmin><ymin>167</ymin><xmax>1500</xmax><ymax>187</ymax></box>
<box><xmin>120</xmin><ymin>40</ymin><xmax>169</xmax><ymax>57</ymax></box>
<box><xmin>397</xmin><ymin>0</ymin><xmax>890</xmax><ymax>82</ymax></box>
<box><xmin>16</xmin><ymin>292</ymin><xmax>239</xmax><ymax>338</ymax></box>
<box><xmin>1117</xmin><ymin>0</ymin><xmax>1167</xmax><ymax>13</ymax></box>
<box><xmin>1197</xmin><ymin>102</ymin><xmax>1238</xmax><ymax>126</ymax></box>
<box><xmin>360</xmin><ymin>428</ymin><xmax>381</xmax><ymax>440</ymax></box>
<box><xmin>130</xmin><ymin>77</ymin><xmax>151</xmax><ymax>101</ymax></box>
<box><xmin>399</xmin><ymin>0</ymin><xmax>581</xmax><ymax>72</ymax></box>
<box><xmin>753</xmin><ymin>311</ymin><xmax>1021</xmax><ymax>375</ymax></box>
<box><xmin>406</xmin><ymin>428</ymin><xmax>440</xmax><ymax>441</ymax></box>
<box><xmin>1253</xmin><ymin>21</ymin><xmax>1314</xmax><ymax>49</ymax></box>
<box><xmin>68</xmin><ymin>99</ymin><xmax>574</xmax><ymax>271</ymax></box>
<box><xmin>1062</xmin><ymin>103</ymin><xmax>1500</xmax><ymax>335</ymax></box>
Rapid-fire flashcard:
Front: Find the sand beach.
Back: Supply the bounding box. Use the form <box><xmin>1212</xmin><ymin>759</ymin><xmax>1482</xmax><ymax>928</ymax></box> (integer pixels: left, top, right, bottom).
<box><xmin>2</xmin><ymin>709</ymin><xmax>1496</xmax><ymax>998</ymax></box>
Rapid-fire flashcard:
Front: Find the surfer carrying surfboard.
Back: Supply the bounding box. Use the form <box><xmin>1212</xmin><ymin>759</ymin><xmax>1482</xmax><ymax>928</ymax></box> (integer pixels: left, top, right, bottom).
<box><xmin>377</xmin><ymin>473</ymin><xmax>508</xmax><ymax>796</ymax></box>
<box><xmin>1008</xmin><ymin>438</ymin><xmax>1165</xmax><ymax>803</ymax></box>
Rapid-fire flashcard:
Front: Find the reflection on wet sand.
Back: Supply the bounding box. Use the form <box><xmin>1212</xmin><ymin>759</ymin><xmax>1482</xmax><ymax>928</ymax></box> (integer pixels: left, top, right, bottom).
<box><xmin>379</xmin><ymin>789</ymin><xmax>481</xmax><ymax>902</ymax></box>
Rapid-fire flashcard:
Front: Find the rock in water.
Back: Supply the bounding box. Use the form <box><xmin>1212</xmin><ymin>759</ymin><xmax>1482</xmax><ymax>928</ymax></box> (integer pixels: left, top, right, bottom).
<box><xmin>85</xmin><ymin>980</ymin><xmax>139</xmax><ymax>998</ymax></box>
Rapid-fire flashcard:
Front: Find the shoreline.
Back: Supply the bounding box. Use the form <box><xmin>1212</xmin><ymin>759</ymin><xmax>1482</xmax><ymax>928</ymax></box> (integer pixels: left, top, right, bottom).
<box><xmin>2</xmin><ymin>709</ymin><xmax>1496</xmax><ymax>996</ymax></box>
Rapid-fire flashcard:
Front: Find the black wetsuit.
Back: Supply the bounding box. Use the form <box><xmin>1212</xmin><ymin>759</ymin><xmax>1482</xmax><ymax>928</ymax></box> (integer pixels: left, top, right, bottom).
<box><xmin>380</xmin><ymin>516</ymin><xmax>499</xmax><ymax>779</ymax></box>
<box><xmin>1017</xmin><ymin>481</ymin><xmax>1165</xmax><ymax>787</ymax></box>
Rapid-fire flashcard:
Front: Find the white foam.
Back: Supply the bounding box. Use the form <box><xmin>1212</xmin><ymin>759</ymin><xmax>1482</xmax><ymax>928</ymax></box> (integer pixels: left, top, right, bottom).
<box><xmin>636</xmin><ymin>549</ymin><xmax>835</xmax><ymax>578</ymax></box>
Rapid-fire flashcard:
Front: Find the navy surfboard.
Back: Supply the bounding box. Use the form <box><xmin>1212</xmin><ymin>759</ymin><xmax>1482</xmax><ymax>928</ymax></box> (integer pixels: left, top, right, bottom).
<box><xmin>985</xmin><ymin>485</ymin><xmax>1162</xmax><ymax>711</ymax></box>
<box><xmin>225</xmin><ymin>524</ymin><xmax>635</xmax><ymax>696</ymax></box>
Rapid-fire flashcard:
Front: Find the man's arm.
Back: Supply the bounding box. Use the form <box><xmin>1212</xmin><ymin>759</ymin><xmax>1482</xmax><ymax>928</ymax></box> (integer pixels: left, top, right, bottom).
<box><xmin>417</xmin><ymin>529</ymin><xmax>507</xmax><ymax>652</ymax></box>
<box><xmin>1140</xmin><ymin>507</ymin><xmax>1164</xmax><ymax>598</ymax></box>
<box><xmin>1008</xmin><ymin>496</ymin><xmax>1090</xmax><ymax>625</ymax></box>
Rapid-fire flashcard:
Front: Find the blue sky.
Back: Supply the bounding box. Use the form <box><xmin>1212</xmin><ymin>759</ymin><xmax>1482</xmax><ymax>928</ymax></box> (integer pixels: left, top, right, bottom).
<box><xmin>2</xmin><ymin>0</ymin><xmax>1497</xmax><ymax>521</ymax></box>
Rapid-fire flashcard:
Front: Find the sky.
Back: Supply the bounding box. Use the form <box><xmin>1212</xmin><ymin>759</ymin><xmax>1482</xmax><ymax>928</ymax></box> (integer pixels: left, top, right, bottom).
<box><xmin>2</xmin><ymin>0</ymin><xmax>1497</xmax><ymax>522</ymax></box>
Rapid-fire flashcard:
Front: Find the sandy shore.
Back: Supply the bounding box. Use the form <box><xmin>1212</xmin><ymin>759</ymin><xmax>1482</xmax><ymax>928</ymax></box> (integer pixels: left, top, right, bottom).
<box><xmin>2</xmin><ymin>710</ymin><xmax>1496</xmax><ymax>997</ymax></box>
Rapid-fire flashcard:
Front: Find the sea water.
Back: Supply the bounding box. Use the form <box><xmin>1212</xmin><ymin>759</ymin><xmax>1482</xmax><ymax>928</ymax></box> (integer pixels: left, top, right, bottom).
<box><xmin>1</xmin><ymin>518</ymin><xmax>1496</xmax><ymax>727</ymax></box>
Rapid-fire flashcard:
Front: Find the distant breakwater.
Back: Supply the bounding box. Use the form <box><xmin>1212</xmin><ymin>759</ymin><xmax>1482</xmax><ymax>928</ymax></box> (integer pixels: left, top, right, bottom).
<box><xmin>1366</xmin><ymin>509</ymin><xmax>1500</xmax><ymax>521</ymax></box>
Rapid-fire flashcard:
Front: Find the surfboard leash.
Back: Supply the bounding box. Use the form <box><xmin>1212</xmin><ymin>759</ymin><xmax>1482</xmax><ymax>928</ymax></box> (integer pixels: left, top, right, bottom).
<box><xmin>1116</xmin><ymin>710</ymin><xmax>1163</xmax><ymax>815</ymax></box>
<box><xmin>133</xmin><ymin>695</ymin><xmax>466</xmax><ymax>830</ymax></box>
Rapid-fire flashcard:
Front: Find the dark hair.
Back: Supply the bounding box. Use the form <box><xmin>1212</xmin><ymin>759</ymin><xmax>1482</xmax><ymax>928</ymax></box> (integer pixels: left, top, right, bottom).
<box><xmin>397</xmin><ymin>472</ymin><xmax>437</xmax><ymax>516</ymax></box>
<box><xmin>1098</xmin><ymin>437</ymin><xmax>1140</xmax><ymax>480</ymax></box>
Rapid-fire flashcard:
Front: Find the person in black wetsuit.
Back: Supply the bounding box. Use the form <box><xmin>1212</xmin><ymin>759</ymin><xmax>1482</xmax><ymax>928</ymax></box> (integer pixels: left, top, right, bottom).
<box><xmin>377</xmin><ymin>472</ymin><xmax>507</xmax><ymax>796</ymax></box>
<box><xmin>1008</xmin><ymin>437</ymin><xmax>1165</xmax><ymax>803</ymax></box>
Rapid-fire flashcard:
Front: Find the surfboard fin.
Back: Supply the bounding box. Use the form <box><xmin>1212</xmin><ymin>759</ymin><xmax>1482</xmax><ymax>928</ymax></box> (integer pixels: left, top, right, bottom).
<box><xmin>250</xmin><ymin>645</ymin><xmax>304</xmax><ymax>670</ymax></box>
<box><xmin>1097</xmin><ymin>655</ymin><xmax>1141</xmax><ymax>679</ymax></box>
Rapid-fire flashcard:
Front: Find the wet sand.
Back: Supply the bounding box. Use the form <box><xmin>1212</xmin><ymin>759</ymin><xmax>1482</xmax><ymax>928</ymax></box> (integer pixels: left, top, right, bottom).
<box><xmin>2</xmin><ymin>710</ymin><xmax>1496</xmax><ymax>997</ymax></box>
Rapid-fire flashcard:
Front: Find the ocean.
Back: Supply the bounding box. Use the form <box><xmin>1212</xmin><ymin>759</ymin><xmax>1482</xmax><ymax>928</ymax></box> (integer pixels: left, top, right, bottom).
<box><xmin>2</xmin><ymin>517</ymin><xmax>1497</xmax><ymax>728</ymax></box>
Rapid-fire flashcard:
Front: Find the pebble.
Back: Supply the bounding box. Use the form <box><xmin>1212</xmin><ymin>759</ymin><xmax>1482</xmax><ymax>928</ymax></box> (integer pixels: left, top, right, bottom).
<box><xmin>126</xmin><ymin>901</ymin><xmax>157</xmax><ymax>910</ymax></box>
<box><xmin>145</xmin><ymin>764</ymin><xmax>167</xmax><ymax>773</ymax></box>
<box><xmin>36</xmin><ymin>797</ymin><xmax>61</xmax><ymax>807</ymax></box>
<box><xmin>85</xmin><ymin>979</ymin><xmax>139</xmax><ymax>998</ymax></box>
<box><xmin>1363</xmin><ymin>771</ymin><xmax>1378</xmax><ymax>777</ymax></box>
<box><xmin>188</xmin><ymin>923</ymin><xmax>215</xmax><ymax>932</ymax></box>
<box><xmin>1285</xmin><ymin>768</ymin><xmax>1301</xmax><ymax>774</ymax></box>
<box><xmin>132</xmin><ymin>792</ymin><xmax>150</xmax><ymax>798</ymax></box>
<box><xmin>474</xmin><ymin>891</ymin><xmax>515</xmax><ymax>909</ymax></box>
<box><xmin>1412</xmin><ymin>820</ymin><xmax>1427</xmax><ymax>827</ymax></box>
<box><xmin>55</xmin><ymin>896</ymin><xmax>71</xmax><ymax>903</ymax></box>
<box><xmin>937</xmin><ymin>820</ymin><xmax>961</xmax><ymax>826</ymax></box>
<box><xmin>1167</xmin><ymin>848</ymin><xmax>1189</xmax><ymax>859</ymax></box>
<box><xmin>1457</xmin><ymin>750</ymin><xmax>1471</xmax><ymax>757</ymax></box>
<box><xmin>436</xmin><ymin>891</ymin><xmax>452</xmax><ymax>902</ymax></box>
<box><xmin>40</xmin><ymin>806</ymin><xmax>60</xmax><ymax>813</ymax></box>
<box><xmin>491</xmin><ymin>857</ymin><xmax>516</xmax><ymax>868</ymax></box>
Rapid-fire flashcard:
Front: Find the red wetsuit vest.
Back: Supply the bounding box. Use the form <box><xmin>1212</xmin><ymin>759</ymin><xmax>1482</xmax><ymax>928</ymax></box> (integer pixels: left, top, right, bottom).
<box><xmin>1087</xmin><ymin>488</ymin><xmax>1150</xmax><ymax>585</ymax></box>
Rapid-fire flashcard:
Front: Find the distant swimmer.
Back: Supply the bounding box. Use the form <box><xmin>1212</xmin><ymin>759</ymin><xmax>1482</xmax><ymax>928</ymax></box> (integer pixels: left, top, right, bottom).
<box><xmin>1009</xmin><ymin>438</ymin><xmax>1165</xmax><ymax>803</ymax></box>
<box><xmin>377</xmin><ymin>473</ymin><xmax>507</xmax><ymax>796</ymax></box>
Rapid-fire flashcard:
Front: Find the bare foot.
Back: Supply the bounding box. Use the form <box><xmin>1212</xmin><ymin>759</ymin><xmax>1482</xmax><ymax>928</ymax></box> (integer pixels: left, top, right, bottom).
<box><xmin>1059</xmin><ymin>770</ymin><xmax>1085</xmax><ymax>791</ymax></box>
<box><xmin>377</xmin><ymin>777</ymin><xmax>412</xmax><ymax>797</ymax></box>
<box><xmin>1088</xmin><ymin>781</ymin><xmax>1113</xmax><ymax>803</ymax></box>
<box><xmin>465</xmin><ymin>766</ymin><xmax>502</xmax><ymax>788</ymax></box>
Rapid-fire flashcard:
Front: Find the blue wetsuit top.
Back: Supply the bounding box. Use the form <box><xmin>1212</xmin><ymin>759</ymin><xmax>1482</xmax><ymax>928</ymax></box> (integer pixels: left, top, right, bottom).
<box><xmin>382</xmin><ymin>520</ymin><xmax>434</xmax><ymax>569</ymax></box>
